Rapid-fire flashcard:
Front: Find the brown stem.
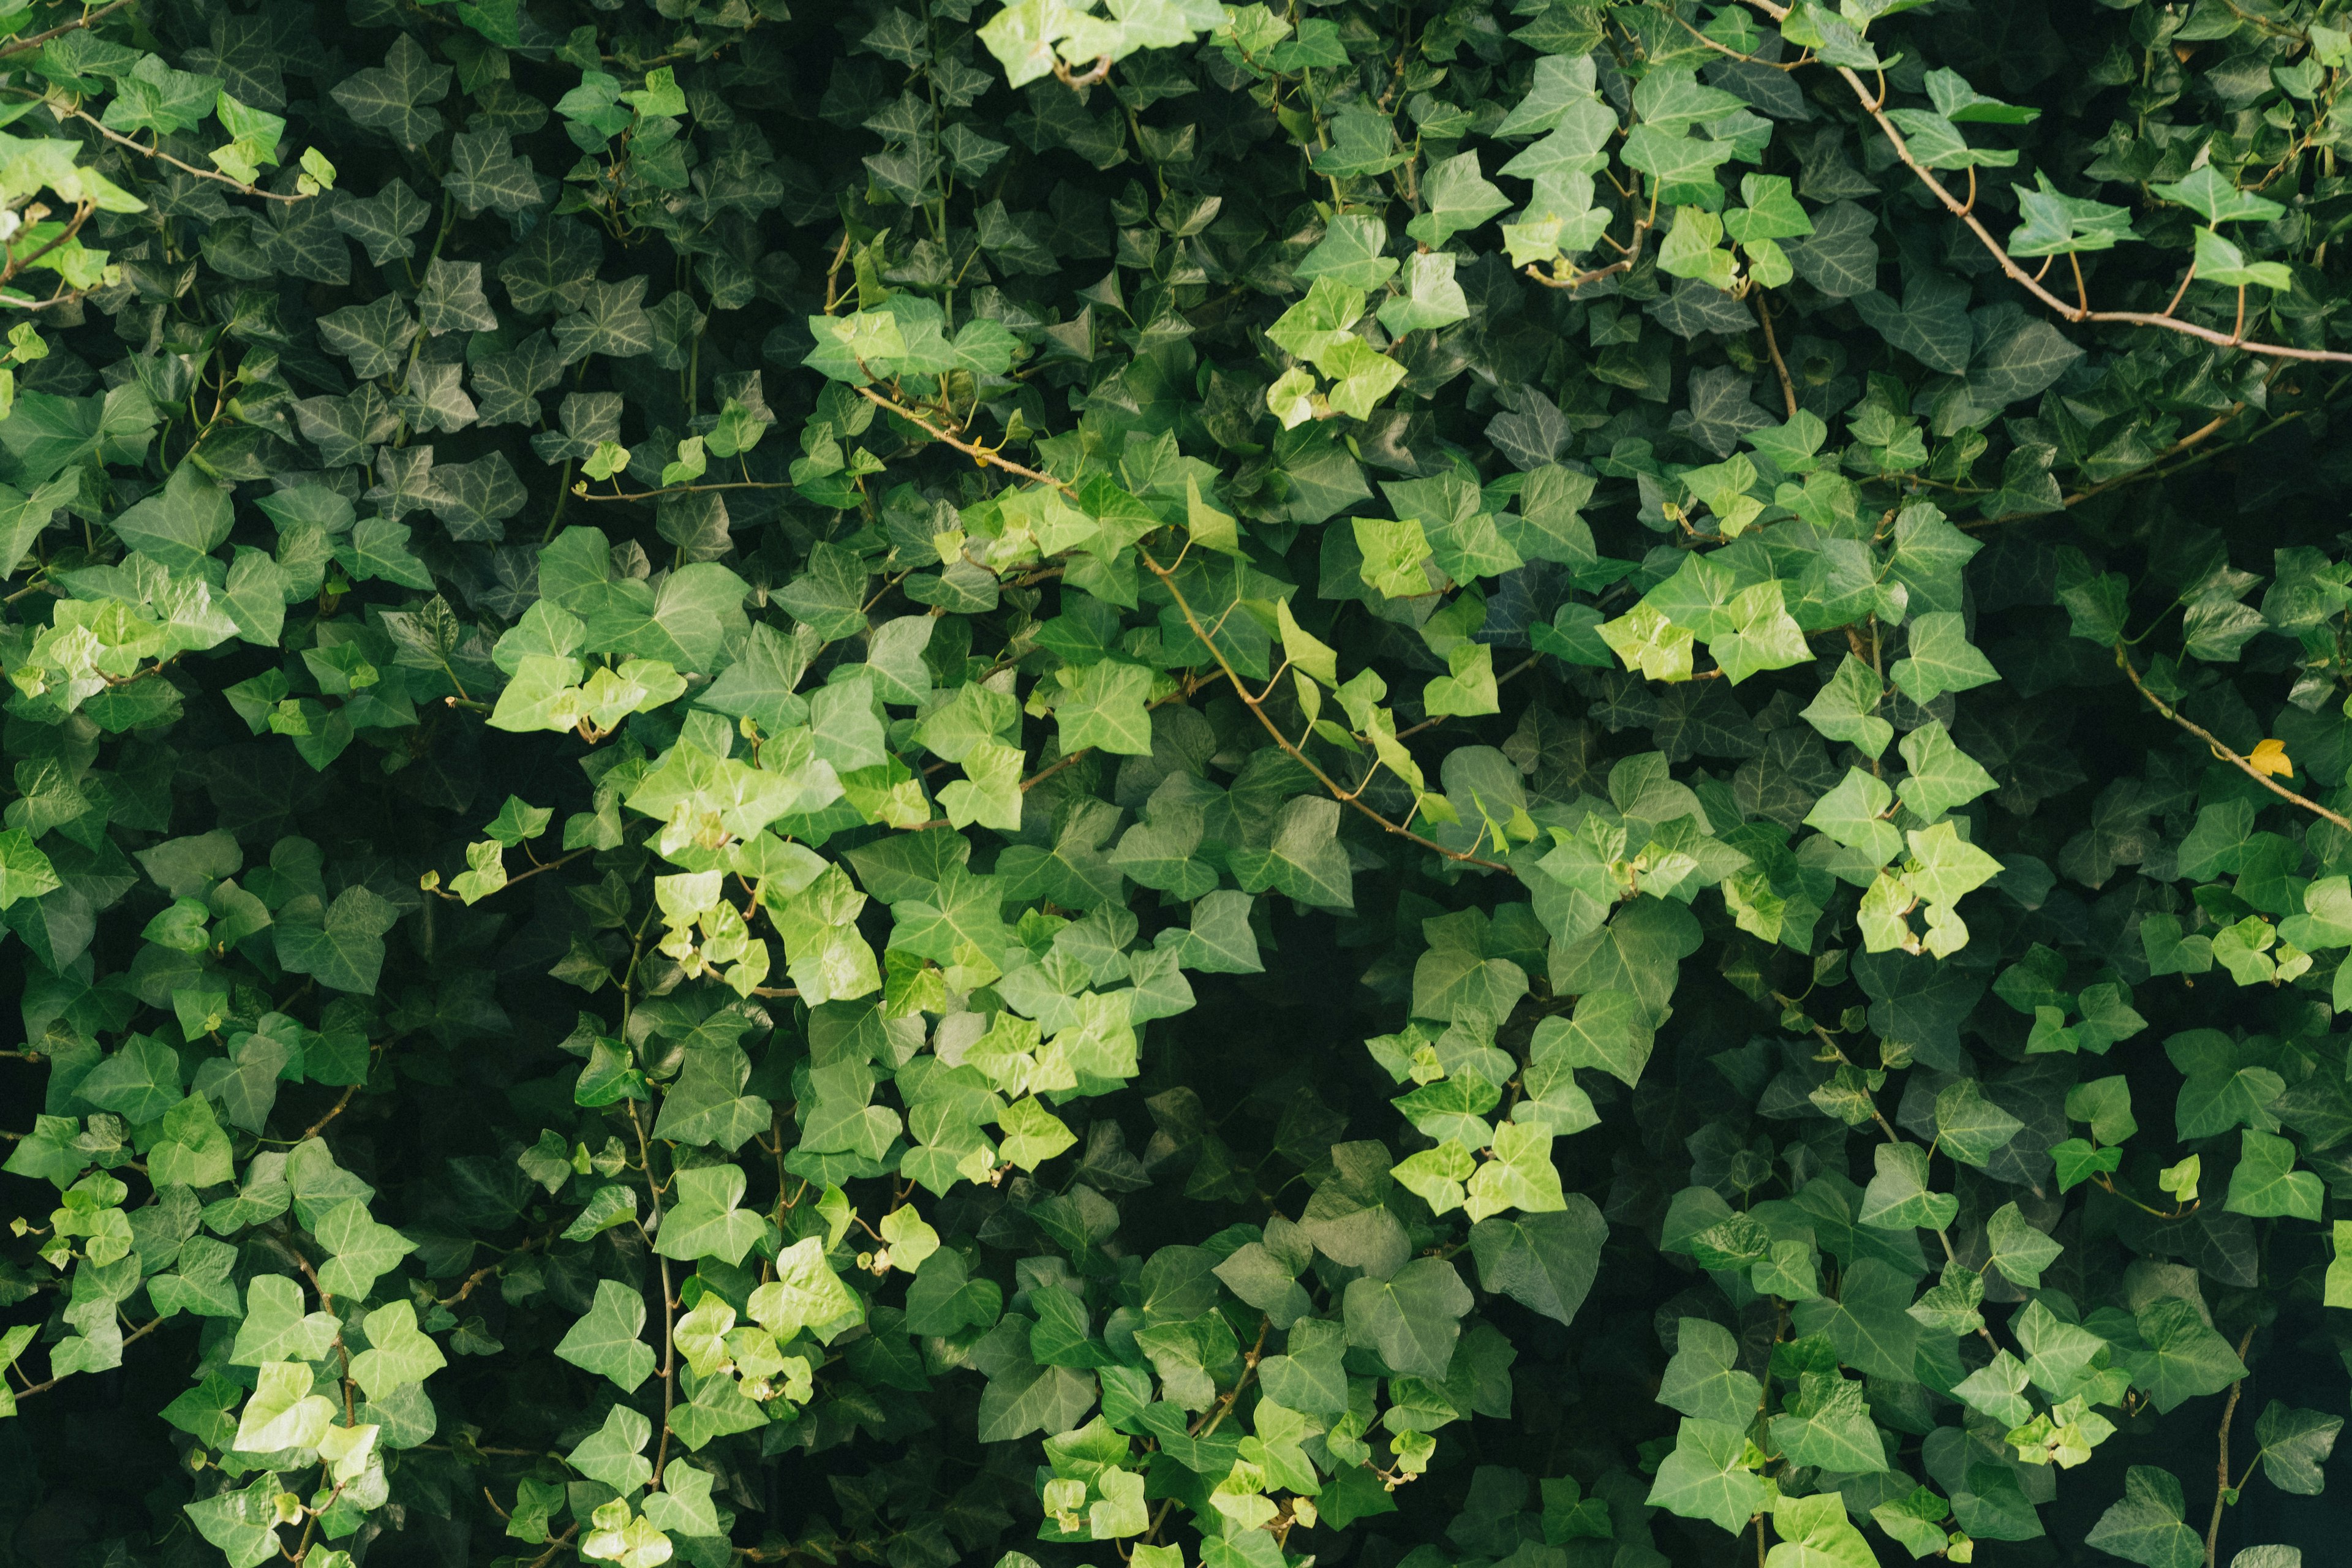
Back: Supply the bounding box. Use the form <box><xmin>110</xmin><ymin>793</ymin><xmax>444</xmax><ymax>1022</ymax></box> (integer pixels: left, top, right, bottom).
<box><xmin>435</xmin><ymin>1234</ymin><xmax>547</xmax><ymax>1308</ymax></box>
<box><xmin>1523</xmin><ymin>210</ymin><xmax>1657</xmax><ymax>292</ymax></box>
<box><xmin>2116</xmin><ymin>645</ymin><xmax>2352</xmax><ymax>830</ymax></box>
<box><xmin>523</xmin><ymin>1525</ymin><xmax>579</xmax><ymax>1568</ymax></box>
<box><xmin>1140</xmin><ymin>545</ymin><xmax>1509</xmax><ymax>871</ymax></box>
<box><xmin>1141</xmin><ymin>1319</ymin><xmax>1273</xmax><ymax>1545</ymax></box>
<box><xmin>627</xmin><ymin>1099</ymin><xmax>677</xmax><ymax>1490</ymax></box>
<box><xmin>573</xmin><ymin>478</ymin><xmax>791</xmax><ymax>503</ymax></box>
<box><xmin>1969</xmin><ymin>404</ymin><xmax>2277</xmax><ymax>529</ymax></box>
<box><xmin>9</xmin><ymin>91</ymin><xmax>311</xmax><ymax>203</ymax></box>
<box><xmin>861</xmin><ymin>380</ymin><xmax>1507</xmax><ymax>869</ymax></box>
<box><xmin>821</xmin><ymin>232</ymin><xmax>853</xmax><ymax>315</ymax></box>
<box><xmin>855</xmin><ymin>385</ymin><xmax>1071</xmax><ymax>491</ymax></box>
<box><xmin>8</xmin><ymin>1315</ymin><xmax>165</xmax><ymax>1400</ymax></box>
<box><xmin>1020</xmin><ymin>746</ymin><xmax>1096</xmax><ymax>794</ymax></box>
<box><xmin>1391</xmin><ymin>656</ymin><xmax>1540</xmax><ymax>741</ymax></box>
<box><xmin>497</xmin><ymin>846</ymin><xmax>591</xmax><ymax>889</ymax></box>
<box><xmin>2164</xmin><ymin>262</ymin><xmax>2200</xmax><ymax>318</ymax></box>
<box><xmin>650</xmin><ymin>1252</ymin><xmax>676</xmax><ymax>1487</ymax></box>
<box><xmin>2203</xmin><ymin>1324</ymin><xmax>2262</xmax><ymax>1568</ymax></box>
<box><xmin>1736</xmin><ymin>0</ymin><xmax>2352</xmax><ymax>365</ymax></box>
<box><xmin>1752</xmin><ymin>292</ymin><xmax>1798</xmax><ymax>420</ymax></box>
<box><xmin>0</xmin><ymin>0</ymin><xmax>135</xmax><ymax>59</ymax></box>
<box><xmin>284</xmin><ymin>1248</ymin><xmax>360</xmax><ymax>1423</ymax></box>
<box><xmin>1054</xmin><ymin>54</ymin><xmax>1113</xmax><ymax>91</ymax></box>
<box><xmin>301</xmin><ymin>1080</ymin><xmax>362</xmax><ymax>1141</ymax></box>
<box><xmin>1667</xmin><ymin>7</ymin><xmax>1809</xmax><ymax>69</ymax></box>
<box><xmin>0</xmin><ymin>201</ymin><xmax>92</xmax><ymax>290</ymax></box>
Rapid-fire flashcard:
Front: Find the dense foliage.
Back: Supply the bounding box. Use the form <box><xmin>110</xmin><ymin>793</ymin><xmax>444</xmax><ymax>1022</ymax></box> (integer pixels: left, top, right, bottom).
<box><xmin>12</xmin><ymin>0</ymin><xmax>2352</xmax><ymax>1564</ymax></box>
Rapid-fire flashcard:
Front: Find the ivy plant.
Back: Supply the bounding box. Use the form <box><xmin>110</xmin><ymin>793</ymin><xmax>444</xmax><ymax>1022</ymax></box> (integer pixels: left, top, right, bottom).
<box><xmin>4</xmin><ymin>1</ymin><xmax>2352</xmax><ymax>1566</ymax></box>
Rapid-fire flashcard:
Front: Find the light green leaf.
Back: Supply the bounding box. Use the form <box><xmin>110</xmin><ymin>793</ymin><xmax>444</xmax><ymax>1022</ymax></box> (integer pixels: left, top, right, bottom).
<box><xmin>568</xmin><ymin>1403</ymin><xmax>654</xmax><ymax>1494</ymax></box>
<box><xmin>653</xmin><ymin>1165</ymin><xmax>765</xmax><ymax>1265</ymax></box>
<box><xmin>312</xmin><ymin>1199</ymin><xmax>417</xmax><ymax>1298</ymax></box>
<box><xmin>1889</xmin><ymin>612</ymin><xmax>2000</xmax><ymax>704</ymax></box>
<box><xmin>2225</xmin><ymin>1129</ymin><xmax>2323</xmax><ymax>1220</ymax></box>
<box><xmin>348</xmin><ymin>1301</ymin><xmax>445</xmax><ymax>1400</ymax></box>
<box><xmin>1646</xmin><ymin>1417</ymin><xmax>1766</xmax><ymax>1535</ymax></box>
<box><xmin>556</xmin><ymin>1278</ymin><xmax>657</xmax><ymax>1392</ymax></box>
<box><xmin>747</xmin><ymin>1237</ymin><xmax>864</xmax><ymax>1344</ymax></box>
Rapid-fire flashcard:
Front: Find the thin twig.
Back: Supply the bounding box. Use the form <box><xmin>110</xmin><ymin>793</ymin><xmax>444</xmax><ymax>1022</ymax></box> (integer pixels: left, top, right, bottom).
<box><xmin>2163</xmin><ymin>262</ymin><xmax>2200</xmax><ymax>319</ymax></box>
<box><xmin>628</xmin><ymin>1101</ymin><xmax>677</xmax><ymax>1491</ymax></box>
<box><xmin>2203</xmin><ymin>1323</ymin><xmax>2261</xmax><ymax>1568</ymax></box>
<box><xmin>1667</xmin><ymin>7</ymin><xmax>1809</xmax><ymax>70</ymax></box>
<box><xmin>1752</xmin><ymin>291</ymin><xmax>1798</xmax><ymax>420</ymax></box>
<box><xmin>1967</xmin><ymin>404</ymin><xmax>2272</xmax><ymax>529</ymax></box>
<box><xmin>5</xmin><ymin>88</ymin><xmax>311</xmax><ymax>203</ymax></box>
<box><xmin>523</xmin><ymin>1525</ymin><xmax>579</xmax><ymax>1568</ymax></box>
<box><xmin>301</xmin><ymin>1081</ymin><xmax>362</xmax><ymax>1141</ymax></box>
<box><xmin>2117</xmin><ymin>644</ymin><xmax>2352</xmax><ymax>831</ymax></box>
<box><xmin>862</xmin><ymin>379</ymin><xmax>1509</xmax><ymax>870</ymax></box>
<box><xmin>0</xmin><ymin>201</ymin><xmax>92</xmax><ymax>290</ymax></box>
<box><xmin>1392</xmin><ymin>656</ymin><xmax>1539</xmax><ymax>741</ymax></box>
<box><xmin>821</xmin><ymin>232</ymin><xmax>853</xmax><ymax>315</ymax></box>
<box><xmin>426</xmin><ymin>846</ymin><xmax>592</xmax><ymax>901</ymax></box>
<box><xmin>0</xmin><ymin>0</ymin><xmax>135</xmax><ymax>59</ymax></box>
<box><xmin>855</xmin><ymin>385</ymin><xmax>1070</xmax><ymax>489</ymax></box>
<box><xmin>8</xmin><ymin>1315</ymin><xmax>165</xmax><ymax>1400</ymax></box>
<box><xmin>1020</xmin><ymin>747</ymin><xmax>1096</xmax><ymax>794</ymax></box>
<box><xmin>573</xmin><ymin>478</ymin><xmax>791</xmax><ymax>503</ymax></box>
<box><xmin>1523</xmin><ymin>209</ymin><xmax>1657</xmax><ymax>292</ymax></box>
<box><xmin>435</xmin><ymin>1234</ymin><xmax>548</xmax><ymax>1308</ymax></box>
<box><xmin>1738</xmin><ymin>0</ymin><xmax>2352</xmax><ymax>365</ymax></box>
<box><xmin>1140</xmin><ymin>1319</ymin><xmax>1272</xmax><ymax>1545</ymax></box>
<box><xmin>1142</xmin><ymin>543</ymin><xmax>1510</xmax><ymax>870</ymax></box>
<box><xmin>1054</xmin><ymin>54</ymin><xmax>1113</xmax><ymax>91</ymax></box>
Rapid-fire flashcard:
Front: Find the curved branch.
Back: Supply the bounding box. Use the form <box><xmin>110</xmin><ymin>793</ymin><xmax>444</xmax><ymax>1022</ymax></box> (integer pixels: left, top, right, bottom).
<box><xmin>0</xmin><ymin>0</ymin><xmax>135</xmax><ymax>60</ymax></box>
<box><xmin>2116</xmin><ymin>644</ymin><xmax>2352</xmax><ymax>832</ymax></box>
<box><xmin>425</xmin><ymin>846</ymin><xmax>592</xmax><ymax>903</ymax></box>
<box><xmin>9</xmin><ymin>1314</ymin><xmax>166</xmax><ymax>1401</ymax></box>
<box><xmin>2203</xmin><ymin>1324</ymin><xmax>2262</xmax><ymax>1568</ymax></box>
<box><xmin>572</xmin><ymin>478</ymin><xmax>791</xmax><ymax>503</ymax></box>
<box><xmin>1968</xmin><ymin>404</ymin><xmax>2283</xmax><ymax>529</ymax></box>
<box><xmin>1391</xmin><ymin>655</ymin><xmax>1539</xmax><ymax>742</ymax></box>
<box><xmin>1140</xmin><ymin>545</ymin><xmax>1512</xmax><ymax>871</ymax></box>
<box><xmin>1739</xmin><ymin>0</ymin><xmax>2352</xmax><ymax>365</ymax></box>
<box><xmin>1752</xmin><ymin>290</ymin><xmax>1798</xmax><ymax>420</ymax></box>
<box><xmin>301</xmin><ymin>1079</ymin><xmax>362</xmax><ymax>1141</ymax></box>
<box><xmin>0</xmin><ymin>281</ymin><xmax>93</xmax><ymax>311</ymax></box>
<box><xmin>8</xmin><ymin>88</ymin><xmax>314</xmax><ymax>203</ymax></box>
<box><xmin>1054</xmin><ymin>54</ymin><xmax>1113</xmax><ymax>91</ymax></box>
<box><xmin>861</xmin><ymin>375</ymin><xmax>1513</xmax><ymax>870</ymax></box>
<box><xmin>0</xmin><ymin>199</ymin><xmax>92</xmax><ymax>290</ymax></box>
<box><xmin>1523</xmin><ymin>208</ymin><xmax>1657</xmax><ymax>292</ymax></box>
<box><xmin>854</xmin><ymin>385</ymin><xmax>1074</xmax><ymax>491</ymax></box>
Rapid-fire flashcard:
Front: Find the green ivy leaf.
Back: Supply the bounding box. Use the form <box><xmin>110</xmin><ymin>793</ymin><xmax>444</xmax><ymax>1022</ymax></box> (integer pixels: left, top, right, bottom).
<box><xmin>2085</xmin><ymin>1466</ymin><xmax>2202</xmax><ymax>1568</ymax></box>
<box><xmin>555</xmin><ymin>1278</ymin><xmax>657</xmax><ymax>1392</ymax></box>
